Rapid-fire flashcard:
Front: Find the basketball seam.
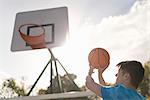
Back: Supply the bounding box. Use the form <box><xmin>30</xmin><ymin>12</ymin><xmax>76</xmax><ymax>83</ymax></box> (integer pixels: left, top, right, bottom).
<box><xmin>98</xmin><ymin>49</ymin><xmax>101</xmax><ymax>67</ymax></box>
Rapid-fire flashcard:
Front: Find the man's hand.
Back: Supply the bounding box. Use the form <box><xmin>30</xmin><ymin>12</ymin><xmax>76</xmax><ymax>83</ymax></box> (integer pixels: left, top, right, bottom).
<box><xmin>98</xmin><ymin>66</ymin><xmax>107</xmax><ymax>86</ymax></box>
<box><xmin>88</xmin><ymin>67</ymin><xmax>94</xmax><ymax>76</ymax></box>
<box><xmin>85</xmin><ymin>75</ymin><xmax>102</xmax><ymax>96</ymax></box>
<box><xmin>98</xmin><ymin>65</ymin><xmax>108</xmax><ymax>74</ymax></box>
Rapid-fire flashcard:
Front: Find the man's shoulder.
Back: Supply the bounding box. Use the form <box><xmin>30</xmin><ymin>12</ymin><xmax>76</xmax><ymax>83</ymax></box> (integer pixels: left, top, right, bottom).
<box><xmin>101</xmin><ymin>84</ymin><xmax>145</xmax><ymax>100</ymax></box>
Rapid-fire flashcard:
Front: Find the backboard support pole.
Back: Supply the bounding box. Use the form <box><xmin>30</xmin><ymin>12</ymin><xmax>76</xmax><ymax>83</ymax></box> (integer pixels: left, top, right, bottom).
<box><xmin>27</xmin><ymin>48</ymin><xmax>66</xmax><ymax>96</ymax></box>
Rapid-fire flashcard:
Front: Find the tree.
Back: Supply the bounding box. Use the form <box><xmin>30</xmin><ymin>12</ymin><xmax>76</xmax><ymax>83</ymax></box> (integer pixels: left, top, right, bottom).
<box><xmin>138</xmin><ymin>60</ymin><xmax>150</xmax><ymax>98</ymax></box>
<box><xmin>0</xmin><ymin>78</ymin><xmax>27</xmax><ymax>99</ymax></box>
<box><xmin>0</xmin><ymin>74</ymin><xmax>92</xmax><ymax>99</ymax></box>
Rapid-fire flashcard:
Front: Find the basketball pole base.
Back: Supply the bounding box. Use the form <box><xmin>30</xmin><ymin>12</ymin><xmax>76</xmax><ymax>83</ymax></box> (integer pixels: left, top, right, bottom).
<box><xmin>27</xmin><ymin>48</ymin><xmax>77</xmax><ymax>96</ymax></box>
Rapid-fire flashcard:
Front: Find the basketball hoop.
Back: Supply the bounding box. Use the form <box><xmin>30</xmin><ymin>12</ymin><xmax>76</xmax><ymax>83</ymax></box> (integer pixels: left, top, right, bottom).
<box><xmin>18</xmin><ymin>24</ymin><xmax>46</xmax><ymax>49</ymax></box>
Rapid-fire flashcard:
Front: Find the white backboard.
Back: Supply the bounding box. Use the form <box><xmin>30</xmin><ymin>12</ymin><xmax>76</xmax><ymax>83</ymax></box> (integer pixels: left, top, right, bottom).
<box><xmin>11</xmin><ymin>7</ymin><xmax>69</xmax><ymax>51</ymax></box>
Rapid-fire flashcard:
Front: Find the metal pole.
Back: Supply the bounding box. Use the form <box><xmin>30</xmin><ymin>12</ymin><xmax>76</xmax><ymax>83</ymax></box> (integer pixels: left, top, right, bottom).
<box><xmin>27</xmin><ymin>58</ymin><xmax>52</xmax><ymax>96</ymax></box>
<box><xmin>56</xmin><ymin>59</ymin><xmax>80</xmax><ymax>90</ymax></box>
<box><xmin>48</xmin><ymin>48</ymin><xmax>63</xmax><ymax>93</ymax></box>
<box><xmin>54</xmin><ymin>60</ymin><xmax>63</xmax><ymax>93</ymax></box>
<box><xmin>50</xmin><ymin>59</ymin><xmax>53</xmax><ymax>93</ymax></box>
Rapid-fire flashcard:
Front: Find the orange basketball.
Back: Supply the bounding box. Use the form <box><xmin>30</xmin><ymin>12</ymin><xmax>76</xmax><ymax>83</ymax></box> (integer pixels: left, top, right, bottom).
<box><xmin>88</xmin><ymin>48</ymin><xmax>110</xmax><ymax>69</ymax></box>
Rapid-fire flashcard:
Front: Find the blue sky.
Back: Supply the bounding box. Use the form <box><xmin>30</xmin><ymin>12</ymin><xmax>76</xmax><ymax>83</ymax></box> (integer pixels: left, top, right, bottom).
<box><xmin>0</xmin><ymin>0</ymin><xmax>149</xmax><ymax>93</ymax></box>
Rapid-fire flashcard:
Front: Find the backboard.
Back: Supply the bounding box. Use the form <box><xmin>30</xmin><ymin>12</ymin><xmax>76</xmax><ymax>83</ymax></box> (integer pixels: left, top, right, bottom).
<box><xmin>11</xmin><ymin>7</ymin><xmax>69</xmax><ymax>51</ymax></box>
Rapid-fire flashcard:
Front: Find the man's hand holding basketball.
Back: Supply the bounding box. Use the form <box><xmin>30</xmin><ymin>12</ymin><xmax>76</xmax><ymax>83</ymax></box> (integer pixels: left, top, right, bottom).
<box><xmin>98</xmin><ymin>65</ymin><xmax>108</xmax><ymax>86</ymax></box>
<box><xmin>88</xmin><ymin>64</ymin><xmax>94</xmax><ymax>76</ymax></box>
<box><xmin>98</xmin><ymin>65</ymin><xmax>107</xmax><ymax>74</ymax></box>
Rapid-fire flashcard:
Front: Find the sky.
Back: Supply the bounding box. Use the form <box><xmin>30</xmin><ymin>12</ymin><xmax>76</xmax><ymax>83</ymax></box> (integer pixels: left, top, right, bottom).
<box><xmin>0</xmin><ymin>0</ymin><xmax>150</xmax><ymax>94</ymax></box>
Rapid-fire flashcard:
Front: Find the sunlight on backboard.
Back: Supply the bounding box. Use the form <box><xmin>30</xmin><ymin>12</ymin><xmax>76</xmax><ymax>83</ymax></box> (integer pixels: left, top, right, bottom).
<box><xmin>11</xmin><ymin>7</ymin><xmax>69</xmax><ymax>51</ymax></box>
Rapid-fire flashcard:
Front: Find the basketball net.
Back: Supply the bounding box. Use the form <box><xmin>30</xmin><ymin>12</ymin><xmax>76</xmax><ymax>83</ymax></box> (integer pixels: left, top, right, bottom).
<box><xmin>18</xmin><ymin>24</ymin><xmax>46</xmax><ymax>49</ymax></box>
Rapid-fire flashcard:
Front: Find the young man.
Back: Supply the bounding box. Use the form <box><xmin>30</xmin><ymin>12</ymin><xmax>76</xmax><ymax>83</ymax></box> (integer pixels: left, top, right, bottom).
<box><xmin>86</xmin><ymin>60</ymin><xmax>145</xmax><ymax>100</ymax></box>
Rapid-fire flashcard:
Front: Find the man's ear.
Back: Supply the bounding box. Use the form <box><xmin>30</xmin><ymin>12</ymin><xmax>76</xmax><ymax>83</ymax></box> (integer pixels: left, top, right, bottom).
<box><xmin>124</xmin><ymin>73</ymin><xmax>131</xmax><ymax>81</ymax></box>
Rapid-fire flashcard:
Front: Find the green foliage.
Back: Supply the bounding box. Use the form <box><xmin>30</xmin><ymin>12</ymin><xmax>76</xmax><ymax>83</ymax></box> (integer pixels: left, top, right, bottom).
<box><xmin>138</xmin><ymin>60</ymin><xmax>150</xmax><ymax>97</ymax></box>
<box><xmin>0</xmin><ymin>73</ymin><xmax>86</xmax><ymax>99</ymax></box>
<box><xmin>0</xmin><ymin>78</ymin><xmax>27</xmax><ymax>98</ymax></box>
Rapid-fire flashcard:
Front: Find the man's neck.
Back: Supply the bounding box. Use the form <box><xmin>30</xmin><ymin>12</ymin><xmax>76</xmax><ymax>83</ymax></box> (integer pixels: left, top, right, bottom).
<box><xmin>124</xmin><ymin>83</ymin><xmax>136</xmax><ymax>90</ymax></box>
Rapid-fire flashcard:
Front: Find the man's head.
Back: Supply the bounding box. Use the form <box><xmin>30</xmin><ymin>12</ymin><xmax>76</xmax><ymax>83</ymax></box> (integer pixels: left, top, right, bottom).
<box><xmin>115</xmin><ymin>60</ymin><xmax>145</xmax><ymax>88</ymax></box>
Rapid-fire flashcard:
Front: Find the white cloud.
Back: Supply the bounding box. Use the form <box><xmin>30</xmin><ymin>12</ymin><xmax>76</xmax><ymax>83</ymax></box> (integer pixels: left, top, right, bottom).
<box><xmin>80</xmin><ymin>0</ymin><xmax>149</xmax><ymax>62</ymax></box>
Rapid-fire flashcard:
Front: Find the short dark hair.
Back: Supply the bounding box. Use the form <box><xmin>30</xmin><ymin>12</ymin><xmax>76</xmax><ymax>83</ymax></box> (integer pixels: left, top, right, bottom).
<box><xmin>116</xmin><ymin>60</ymin><xmax>145</xmax><ymax>88</ymax></box>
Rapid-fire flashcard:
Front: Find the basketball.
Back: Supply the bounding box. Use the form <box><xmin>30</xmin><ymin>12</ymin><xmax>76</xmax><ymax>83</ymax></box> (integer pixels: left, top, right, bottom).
<box><xmin>88</xmin><ymin>48</ymin><xmax>110</xmax><ymax>69</ymax></box>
